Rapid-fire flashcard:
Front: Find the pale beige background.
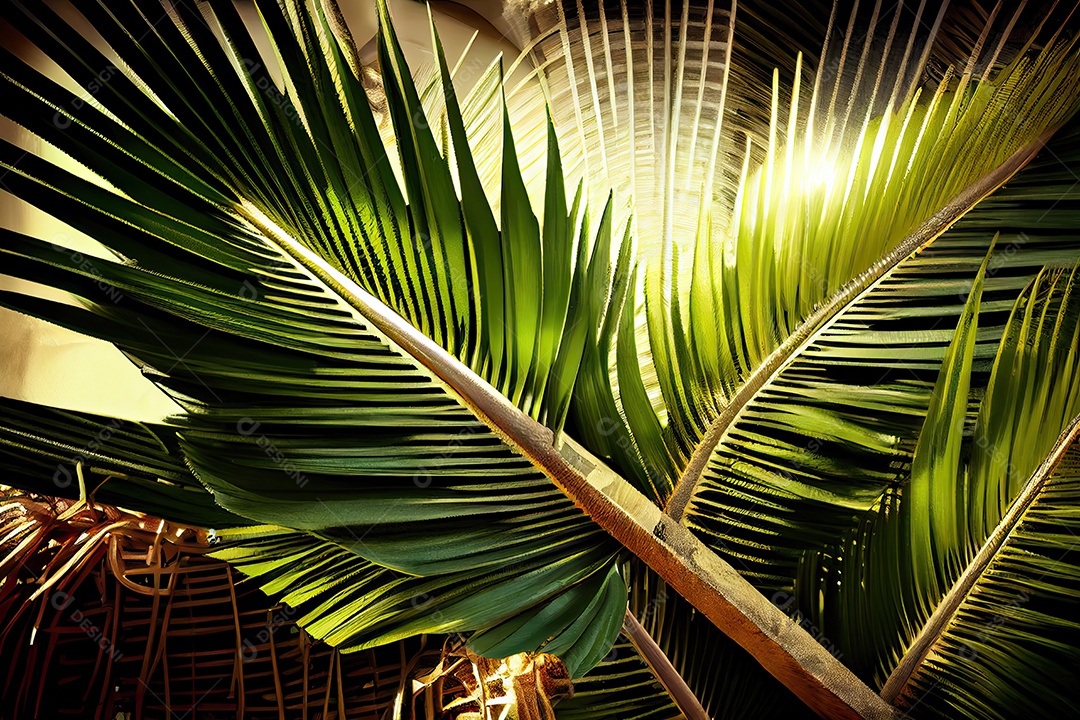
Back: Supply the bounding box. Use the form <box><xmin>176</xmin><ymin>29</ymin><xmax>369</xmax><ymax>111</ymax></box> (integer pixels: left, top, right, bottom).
<box><xmin>0</xmin><ymin>0</ymin><xmax>522</xmax><ymax>423</ymax></box>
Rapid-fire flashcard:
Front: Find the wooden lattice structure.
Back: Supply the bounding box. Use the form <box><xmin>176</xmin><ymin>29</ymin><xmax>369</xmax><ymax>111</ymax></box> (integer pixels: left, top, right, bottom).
<box><xmin>0</xmin><ymin>492</ymin><xmax>447</xmax><ymax>719</ymax></box>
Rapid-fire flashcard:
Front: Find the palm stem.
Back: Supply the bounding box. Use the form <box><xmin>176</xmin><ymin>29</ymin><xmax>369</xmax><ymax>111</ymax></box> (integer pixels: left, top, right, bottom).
<box><xmin>621</xmin><ymin>608</ymin><xmax>710</xmax><ymax>720</ymax></box>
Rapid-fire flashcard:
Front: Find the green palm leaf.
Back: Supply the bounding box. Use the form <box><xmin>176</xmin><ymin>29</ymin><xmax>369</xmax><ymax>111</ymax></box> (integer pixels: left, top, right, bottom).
<box><xmin>668</xmin><ymin>32</ymin><xmax>1080</xmax><ymax>513</ymax></box>
<box><xmin>897</xmin><ymin>419</ymin><xmax>1080</xmax><ymax>719</ymax></box>
<box><xmin>0</xmin><ymin>0</ymin><xmax>627</xmax><ymax>673</ymax></box>
<box><xmin>673</xmin><ymin>138</ymin><xmax>1080</xmax><ymax>587</ymax></box>
<box><xmin>877</xmin><ymin>265</ymin><xmax>1080</xmax><ymax>717</ymax></box>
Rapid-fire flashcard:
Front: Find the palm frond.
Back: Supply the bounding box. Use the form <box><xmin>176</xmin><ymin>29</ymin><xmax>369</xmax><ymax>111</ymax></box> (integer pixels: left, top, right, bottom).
<box><xmin>654</xmin><ymin>109</ymin><xmax>1080</xmax><ymax>611</ymax></box>
<box><xmin>813</xmin><ymin>239</ymin><xmax>999</xmax><ymax>682</ymax></box>
<box><xmin>668</xmin><ymin>22</ymin><xmax>1080</xmax><ymax>505</ymax></box>
<box><xmin>873</xmin><ymin>265</ymin><xmax>1080</xmax><ymax>716</ymax></box>
<box><xmin>0</xmin><ymin>0</ymin><xmax>626</xmax><ymax>674</ymax></box>
<box><xmin>757</xmin><ymin>259</ymin><xmax>1080</xmax><ymax>696</ymax></box>
<box><xmin>910</xmin><ymin>265</ymin><xmax>1080</xmax><ymax>635</ymax></box>
<box><xmin>894</xmin><ymin>421</ymin><xmax>1080</xmax><ymax>719</ymax></box>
